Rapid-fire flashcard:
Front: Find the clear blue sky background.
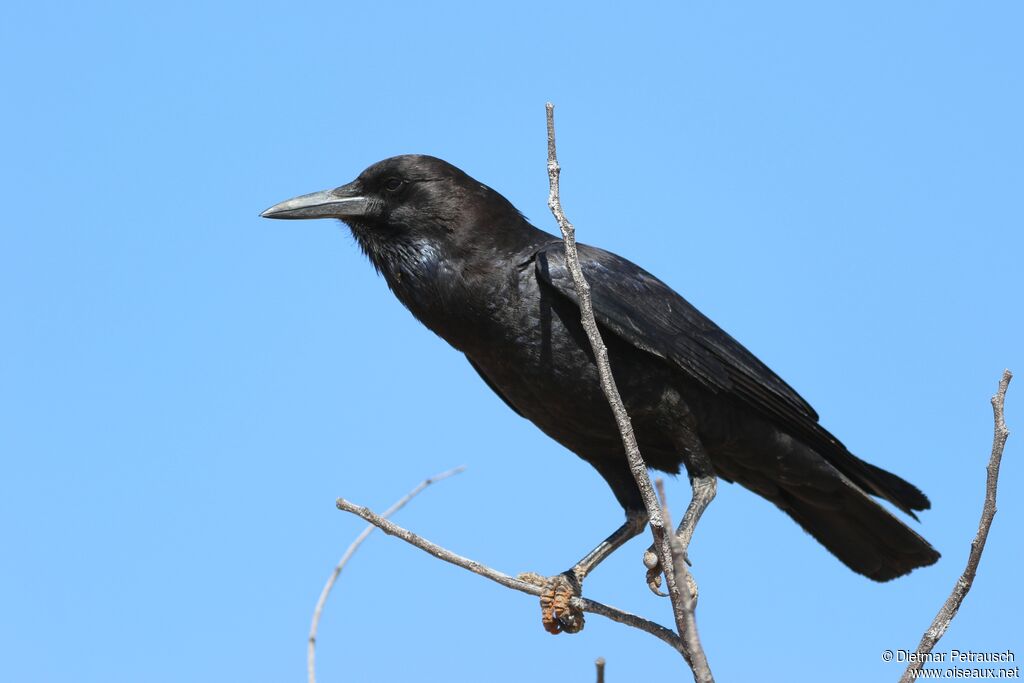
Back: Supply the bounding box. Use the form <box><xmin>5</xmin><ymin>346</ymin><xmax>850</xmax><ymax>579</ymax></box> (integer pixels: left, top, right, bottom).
<box><xmin>2</xmin><ymin>2</ymin><xmax>1021</xmax><ymax>681</ymax></box>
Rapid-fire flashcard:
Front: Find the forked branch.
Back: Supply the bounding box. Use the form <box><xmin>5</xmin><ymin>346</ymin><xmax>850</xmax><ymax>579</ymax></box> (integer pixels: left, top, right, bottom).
<box><xmin>309</xmin><ymin>466</ymin><xmax>465</xmax><ymax>683</ymax></box>
<box><xmin>335</xmin><ymin>497</ymin><xmax>684</xmax><ymax>651</ymax></box>
<box><xmin>545</xmin><ymin>102</ymin><xmax>713</xmax><ymax>683</ymax></box>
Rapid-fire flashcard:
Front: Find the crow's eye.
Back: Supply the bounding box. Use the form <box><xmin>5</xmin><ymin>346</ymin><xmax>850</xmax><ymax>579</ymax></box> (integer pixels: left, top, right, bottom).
<box><xmin>383</xmin><ymin>177</ymin><xmax>404</xmax><ymax>192</ymax></box>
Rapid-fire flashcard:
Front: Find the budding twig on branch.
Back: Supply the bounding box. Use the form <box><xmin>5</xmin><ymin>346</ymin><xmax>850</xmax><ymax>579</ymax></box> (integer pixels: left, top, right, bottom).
<box><xmin>899</xmin><ymin>370</ymin><xmax>1012</xmax><ymax>683</ymax></box>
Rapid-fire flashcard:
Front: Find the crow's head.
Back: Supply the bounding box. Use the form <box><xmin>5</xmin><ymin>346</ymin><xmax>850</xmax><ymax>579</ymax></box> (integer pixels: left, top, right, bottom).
<box><xmin>261</xmin><ymin>155</ymin><xmax>526</xmax><ymax>274</ymax></box>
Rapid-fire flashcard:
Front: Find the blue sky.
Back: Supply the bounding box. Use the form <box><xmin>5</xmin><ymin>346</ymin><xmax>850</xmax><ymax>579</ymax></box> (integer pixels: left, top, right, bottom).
<box><xmin>2</xmin><ymin>2</ymin><xmax>1021</xmax><ymax>681</ymax></box>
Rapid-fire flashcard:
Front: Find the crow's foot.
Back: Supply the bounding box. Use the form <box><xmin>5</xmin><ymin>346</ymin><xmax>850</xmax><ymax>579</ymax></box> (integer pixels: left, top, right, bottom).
<box><xmin>518</xmin><ymin>571</ymin><xmax>585</xmax><ymax>634</ymax></box>
<box><xmin>642</xmin><ymin>547</ymin><xmax>698</xmax><ymax>601</ymax></box>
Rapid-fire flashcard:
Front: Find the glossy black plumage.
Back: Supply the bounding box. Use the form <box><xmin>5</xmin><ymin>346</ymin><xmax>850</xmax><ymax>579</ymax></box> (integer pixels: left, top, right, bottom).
<box><xmin>262</xmin><ymin>154</ymin><xmax>939</xmax><ymax>581</ymax></box>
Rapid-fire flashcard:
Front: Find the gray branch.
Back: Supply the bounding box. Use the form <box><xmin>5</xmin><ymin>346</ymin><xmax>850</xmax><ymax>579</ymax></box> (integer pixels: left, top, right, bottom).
<box><xmin>655</xmin><ymin>479</ymin><xmax>703</xmax><ymax>652</ymax></box>
<box><xmin>335</xmin><ymin>497</ymin><xmax>684</xmax><ymax>651</ymax></box>
<box><xmin>899</xmin><ymin>369</ymin><xmax>1013</xmax><ymax>683</ymax></box>
<box><xmin>544</xmin><ymin>102</ymin><xmax>714</xmax><ymax>683</ymax></box>
<box><xmin>309</xmin><ymin>466</ymin><xmax>465</xmax><ymax>683</ymax></box>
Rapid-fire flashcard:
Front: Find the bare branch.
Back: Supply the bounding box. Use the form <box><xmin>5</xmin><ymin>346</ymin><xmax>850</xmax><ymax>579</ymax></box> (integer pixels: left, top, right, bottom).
<box><xmin>309</xmin><ymin>466</ymin><xmax>465</xmax><ymax>683</ymax></box>
<box><xmin>595</xmin><ymin>657</ymin><xmax>606</xmax><ymax>683</ymax></box>
<box><xmin>900</xmin><ymin>369</ymin><xmax>1013</xmax><ymax>683</ymax></box>
<box><xmin>543</xmin><ymin>103</ymin><xmax>662</xmax><ymax>533</ymax></box>
<box><xmin>655</xmin><ymin>479</ymin><xmax>703</xmax><ymax>654</ymax></box>
<box><xmin>335</xmin><ymin>496</ymin><xmax>684</xmax><ymax>651</ymax></box>
<box><xmin>545</xmin><ymin>102</ymin><xmax>714</xmax><ymax>683</ymax></box>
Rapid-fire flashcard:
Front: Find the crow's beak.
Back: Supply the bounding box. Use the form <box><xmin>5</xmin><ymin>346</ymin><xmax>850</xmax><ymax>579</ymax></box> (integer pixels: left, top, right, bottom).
<box><xmin>260</xmin><ymin>182</ymin><xmax>374</xmax><ymax>220</ymax></box>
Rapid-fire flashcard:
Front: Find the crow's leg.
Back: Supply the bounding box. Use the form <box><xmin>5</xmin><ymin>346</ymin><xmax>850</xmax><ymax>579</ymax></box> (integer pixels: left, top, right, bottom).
<box><xmin>643</xmin><ymin>466</ymin><xmax>716</xmax><ymax>594</ymax></box>
<box><xmin>644</xmin><ymin>391</ymin><xmax>718</xmax><ymax>594</ymax></box>
<box><xmin>568</xmin><ymin>507</ymin><xmax>649</xmax><ymax>583</ymax></box>
<box><xmin>570</xmin><ymin>456</ymin><xmax>650</xmax><ymax>584</ymax></box>
<box><xmin>521</xmin><ymin>458</ymin><xmax>648</xmax><ymax>634</ymax></box>
<box><xmin>676</xmin><ymin>475</ymin><xmax>717</xmax><ymax>558</ymax></box>
<box><xmin>522</xmin><ymin>509</ymin><xmax>647</xmax><ymax>634</ymax></box>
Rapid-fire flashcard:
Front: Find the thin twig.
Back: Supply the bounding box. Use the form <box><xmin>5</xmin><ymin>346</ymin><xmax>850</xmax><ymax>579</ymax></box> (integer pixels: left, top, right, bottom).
<box><xmin>335</xmin><ymin>497</ymin><xmax>684</xmax><ymax>651</ymax></box>
<box><xmin>545</xmin><ymin>102</ymin><xmax>714</xmax><ymax>683</ymax></box>
<box><xmin>309</xmin><ymin>466</ymin><xmax>465</xmax><ymax>683</ymax></box>
<box><xmin>595</xmin><ymin>657</ymin><xmax>606</xmax><ymax>683</ymax></box>
<box><xmin>654</xmin><ymin>479</ymin><xmax>701</xmax><ymax>643</ymax></box>
<box><xmin>899</xmin><ymin>370</ymin><xmax>1012</xmax><ymax>683</ymax></box>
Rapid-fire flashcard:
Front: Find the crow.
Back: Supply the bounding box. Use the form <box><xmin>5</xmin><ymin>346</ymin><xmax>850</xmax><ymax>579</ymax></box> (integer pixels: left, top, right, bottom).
<box><xmin>262</xmin><ymin>154</ymin><xmax>938</xmax><ymax>596</ymax></box>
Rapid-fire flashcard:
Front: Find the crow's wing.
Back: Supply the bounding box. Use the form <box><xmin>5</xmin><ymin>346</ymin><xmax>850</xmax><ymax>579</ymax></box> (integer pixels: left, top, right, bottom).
<box><xmin>540</xmin><ymin>242</ymin><xmax>933</xmax><ymax>516</ymax></box>
<box><xmin>535</xmin><ymin>242</ymin><xmax>931</xmax><ymax>515</ymax></box>
<box><xmin>534</xmin><ymin>242</ymin><xmax>838</xmax><ymax>452</ymax></box>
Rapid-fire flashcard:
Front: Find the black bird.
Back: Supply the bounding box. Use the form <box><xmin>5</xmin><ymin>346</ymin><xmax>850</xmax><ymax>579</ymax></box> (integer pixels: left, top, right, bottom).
<box><xmin>262</xmin><ymin>154</ymin><xmax>939</xmax><ymax>589</ymax></box>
